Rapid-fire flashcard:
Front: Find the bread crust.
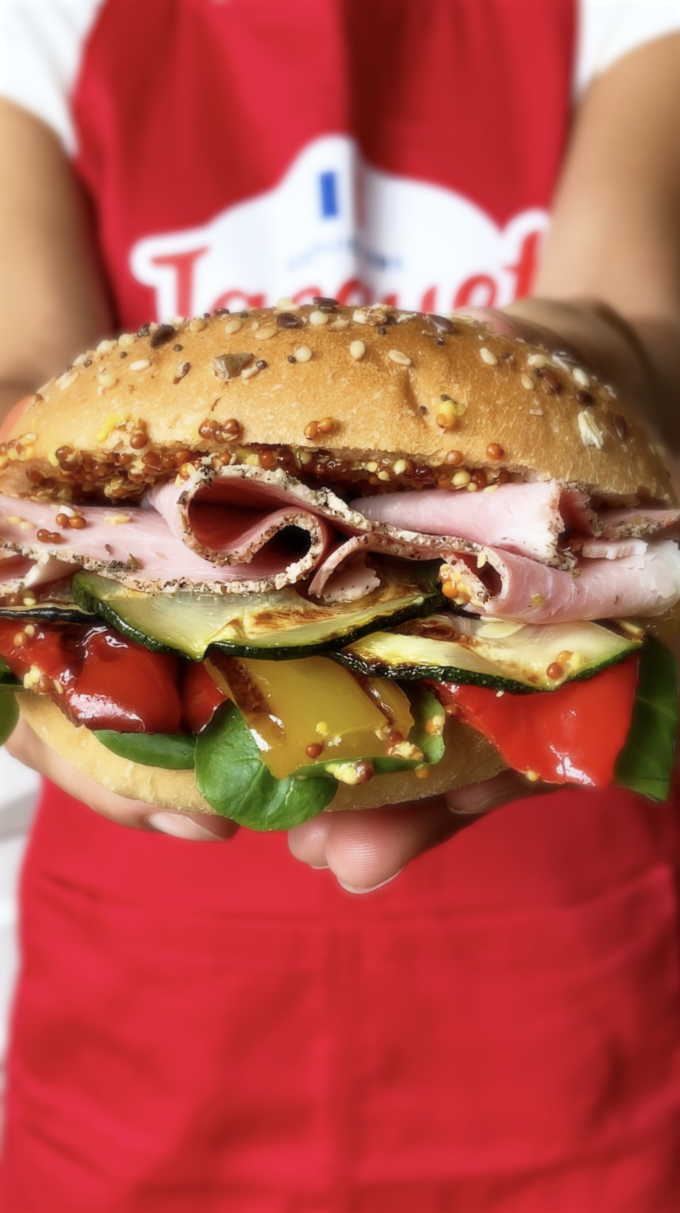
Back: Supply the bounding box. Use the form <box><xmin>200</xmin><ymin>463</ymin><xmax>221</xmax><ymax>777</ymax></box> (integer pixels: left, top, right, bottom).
<box><xmin>19</xmin><ymin>694</ymin><xmax>505</xmax><ymax>816</ymax></box>
<box><xmin>4</xmin><ymin>305</ymin><xmax>672</xmax><ymax>504</ymax></box>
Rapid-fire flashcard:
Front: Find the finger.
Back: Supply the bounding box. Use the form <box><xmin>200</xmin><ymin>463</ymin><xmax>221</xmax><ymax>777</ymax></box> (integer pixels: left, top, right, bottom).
<box><xmin>7</xmin><ymin>715</ymin><xmax>237</xmax><ymax>839</ymax></box>
<box><xmin>446</xmin><ymin>768</ymin><xmax>555</xmax><ymax>815</ymax></box>
<box><xmin>454</xmin><ymin>305</ymin><xmax>584</xmax><ymax>362</ymax></box>
<box><xmin>287</xmin><ymin>813</ymin><xmax>332</xmax><ymax>869</ymax></box>
<box><xmin>289</xmin><ymin>798</ymin><xmax>463</xmax><ymax>893</ymax></box>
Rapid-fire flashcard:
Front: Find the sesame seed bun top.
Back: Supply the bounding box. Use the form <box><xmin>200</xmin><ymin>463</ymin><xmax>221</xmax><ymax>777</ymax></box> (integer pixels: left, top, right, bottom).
<box><xmin>0</xmin><ymin>302</ymin><xmax>672</xmax><ymax>505</ymax></box>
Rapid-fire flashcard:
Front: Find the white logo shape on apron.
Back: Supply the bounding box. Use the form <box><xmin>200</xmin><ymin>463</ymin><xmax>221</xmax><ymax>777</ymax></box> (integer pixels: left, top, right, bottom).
<box><xmin>130</xmin><ymin>135</ymin><xmax>548</xmax><ymax>319</ymax></box>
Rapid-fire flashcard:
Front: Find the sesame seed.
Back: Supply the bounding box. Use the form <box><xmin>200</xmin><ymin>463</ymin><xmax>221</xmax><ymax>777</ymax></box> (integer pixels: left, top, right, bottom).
<box><xmin>541</xmin><ymin>368</ymin><xmax>561</xmax><ymax>394</ymax></box>
<box><xmin>275</xmin><ymin>297</ymin><xmax>300</xmax><ymax>311</ymax></box>
<box><xmin>189</xmin><ymin>317</ymin><xmax>206</xmax><ymax>332</ymax></box>
<box><xmin>225</xmin><ymin>318</ymin><xmax>242</xmax><ymax>334</ymax></box>
<box><xmin>309</xmin><ymin>311</ymin><xmax>329</xmax><ymax>326</ymax></box>
<box><xmin>128</xmin><ymin>360</ymin><xmax>150</xmax><ymax>371</ymax></box>
<box><xmin>329</xmin><ymin>318</ymin><xmax>349</xmax><ymax>330</ymax></box>
<box><xmin>521</xmin><ymin>373</ymin><xmax>535</xmax><ymax>390</ymax></box>
<box><xmin>529</xmin><ymin>408</ymin><xmax>544</xmax><ymax>416</ymax></box>
<box><xmin>577</xmin><ymin>410</ymin><xmax>604</xmax><ymax>449</ymax></box>
<box><xmin>573</xmin><ymin>366</ymin><xmax>589</xmax><ymax>388</ymax></box>
<box><xmin>294</xmin><ymin>346</ymin><xmax>312</xmax><ymax>363</ymax></box>
<box><xmin>527</xmin><ymin>353</ymin><xmax>547</xmax><ymax>368</ymax></box>
<box><xmin>118</xmin><ymin>333</ymin><xmax>135</xmax><ymax>349</ymax></box>
<box><xmin>388</xmin><ymin>349</ymin><xmax>412</xmax><ymax>366</ymax></box>
<box><xmin>98</xmin><ymin>372</ymin><xmax>117</xmax><ymax>389</ymax></box>
<box><xmin>150</xmin><ymin>323</ymin><xmax>176</xmax><ymax>348</ymax></box>
<box><xmin>58</xmin><ymin>372</ymin><xmax>79</xmax><ymax>391</ymax></box>
<box><xmin>480</xmin><ymin>347</ymin><xmax>497</xmax><ymax>366</ymax></box>
<box><xmin>353</xmin><ymin>306</ymin><xmax>388</xmax><ymax>326</ymax></box>
<box><xmin>241</xmin><ymin>365</ymin><xmax>261</xmax><ymax>380</ymax></box>
<box><xmin>256</xmin><ymin>326</ymin><xmax>277</xmax><ymax>340</ymax></box>
<box><xmin>349</xmin><ymin>340</ymin><xmax>366</xmax><ymax>360</ymax></box>
<box><xmin>97</xmin><ymin>339</ymin><xmax>117</xmax><ymax>354</ymax></box>
<box><xmin>429</xmin><ymin>314</ymin><xmax>454</xmax><ymax>333</ymax></box>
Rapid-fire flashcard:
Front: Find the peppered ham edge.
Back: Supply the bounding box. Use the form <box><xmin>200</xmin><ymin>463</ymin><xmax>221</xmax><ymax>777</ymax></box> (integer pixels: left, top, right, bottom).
<box><xmin>0</xmin><ymin>467</ymin><xmax>679</xmax><ymax>622</ymax></box>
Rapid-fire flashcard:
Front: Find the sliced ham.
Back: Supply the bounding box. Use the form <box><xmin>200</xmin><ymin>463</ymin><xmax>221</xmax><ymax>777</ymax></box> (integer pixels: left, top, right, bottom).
<box><xmin>560</xmin><ymin>494</ymin><xmax>680</xmax><ymax>539</ymax></box>
<box><xmin>570</xmin><ymin>537</ymin><xmax>649</xmax><ymax>562</ymax></box>
<box><xmin>0</xmin><ymin>493</ymin><xmax>332</xmax><ymax>594</ymax></box>
<box><xmin>147</xmin><ymin>466</ymin><xmax>350</xmax><ymax>571</ymax></box>
<box><xmin>593</xmin><ymin>504</ymin><xmax>680</xmax><ymax>539</ymax></box>
<box><xmin>354</xmin><ymin>480</ymin><xmax>680</xmax><ymax>562</ymax></box>
<box><xmin>308</xmin><ymin>529</ymin><xmax>466</xmax><ymax>599</ymax></box>
<box><xmin>0</xmin><ymin>552</ymin><xmax>79</xmax><ymax>595</ymax></box>
<box><xmin>442</xmin><ymin>539</ymin><xmax>680</xmax><ymax>623</ymax></box>
<box><xmin>352</xmin><ymin>481</ymin><xmax>581</xmax><ymax>566</ymax></box>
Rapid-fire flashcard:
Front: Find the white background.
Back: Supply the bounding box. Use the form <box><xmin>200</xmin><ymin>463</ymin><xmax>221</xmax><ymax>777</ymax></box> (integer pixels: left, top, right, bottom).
<box><xmin>0</xmin><ymin>750</ymin><xmax>38</xmax><ymax>1080</ymax></box>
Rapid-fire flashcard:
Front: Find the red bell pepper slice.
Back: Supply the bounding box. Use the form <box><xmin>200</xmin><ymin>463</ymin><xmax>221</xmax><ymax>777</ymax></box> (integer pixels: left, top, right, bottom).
<box><xmin>432</xmin><ymin>656</ymin><xmax>640</xmax><ymax>787</ymax></box>
<box><xmin>181</xmin><ymin>660</ymin><xmax>228</xmax><ymax>734</ymax></box>
<box><xmin>0</xmin><ymin>620</ymin><xmax>182</xmax><ymax>732</ymax></box>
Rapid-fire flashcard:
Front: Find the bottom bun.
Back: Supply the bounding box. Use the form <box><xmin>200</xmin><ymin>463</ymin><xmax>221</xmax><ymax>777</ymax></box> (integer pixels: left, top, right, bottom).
<box><xmin>20</xmin><ymin>695</ymin><xmax>506</xmax><ymax>816</ymax></box>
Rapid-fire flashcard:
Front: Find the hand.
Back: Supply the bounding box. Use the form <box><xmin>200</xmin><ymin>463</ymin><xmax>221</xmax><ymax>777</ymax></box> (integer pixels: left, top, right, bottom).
<box><xmin>290</xmin><ymin>298</ymin><xmax>658</xmax><ymax>891</ymax></box>
<box><xmin>288</xmin><ymin>771</ymin><xmax>554</xmax><ymax>892</ymax></box>
<box><xmin>6</xmin><ymin>714</ymin><xmax>238</xmax><ymax>841</ymax></box>
<box><xmin>4</xmin><ymin>299</ymin><xmax>645</xmax><ymax>879</ymax></box>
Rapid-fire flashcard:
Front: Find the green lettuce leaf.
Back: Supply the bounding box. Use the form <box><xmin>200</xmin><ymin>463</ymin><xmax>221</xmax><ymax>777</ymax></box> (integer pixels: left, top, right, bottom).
<box><xmin>615</xmin><ymin>637</ymin><xmax>679</xmax><ymax>802</ymax></box>
<box><xmin>94</xmin><ymin>730</ymin><xmax>196</xmax><ymax>769</ymax></box>
<box><xmin>195</xmin><ymin>703</ymin><xmax>337</xmax><ymax>829</ymax></box>
<box><xmin>0</xmin><ymin>692</ymin><xmax>18</xmax><ymax>746</ymax></box>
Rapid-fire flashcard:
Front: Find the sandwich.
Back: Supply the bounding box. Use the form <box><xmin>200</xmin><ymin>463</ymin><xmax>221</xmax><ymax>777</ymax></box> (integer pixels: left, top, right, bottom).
<box><xmin>0</xmin><ymin>300</ymin><xmax>677</xmax><ymax>830</ymax></box>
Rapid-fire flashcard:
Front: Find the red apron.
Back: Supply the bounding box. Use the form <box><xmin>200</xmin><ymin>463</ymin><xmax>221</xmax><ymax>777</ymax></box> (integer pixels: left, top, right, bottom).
<box><xmin>1</xmin><ymin>781</ymin><xmax>680</xmax><ymax>1211</ymax></box>
<box><xmin>3</xmin><ymin>2</ymin><xmax>680</xmax><ymax>1207</ymax></box>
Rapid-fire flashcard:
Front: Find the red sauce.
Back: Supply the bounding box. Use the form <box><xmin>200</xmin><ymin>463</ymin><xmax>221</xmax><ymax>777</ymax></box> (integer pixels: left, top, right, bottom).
<box><xmin>0</xmin><ymin>620</ymin><xmax>182</xmax><ymax>733</ymax></box>
<box><xmin>432</xmin><ymin>656</ymin><xmax>640</xmax><ymax>787</ymax></box>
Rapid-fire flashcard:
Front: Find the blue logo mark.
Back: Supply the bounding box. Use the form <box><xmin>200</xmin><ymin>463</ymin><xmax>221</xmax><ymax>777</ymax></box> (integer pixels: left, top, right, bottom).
<box><xmin>319</xmin><ymin>171</ymin><xmax>339</xmax><ymax>219</ymax></box>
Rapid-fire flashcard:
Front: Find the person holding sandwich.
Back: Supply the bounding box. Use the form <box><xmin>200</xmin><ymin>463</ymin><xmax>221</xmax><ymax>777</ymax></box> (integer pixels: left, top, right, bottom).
<box><xmin>1</xmin><ymin>2</ymin><xmax>680</xmax><ymax>1209</ymax></box>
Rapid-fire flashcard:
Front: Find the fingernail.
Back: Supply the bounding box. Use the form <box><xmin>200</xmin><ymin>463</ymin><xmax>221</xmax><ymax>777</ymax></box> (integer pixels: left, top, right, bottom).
<box><xmin>448</xmin><ymin>796</ymin><xmax>506</xmax><ymax>817</ymax></box>
<box><xmin>309</xmin><ymin>863</ymin><xmax>330</xmax><ymax>870</ymax></box>
<box><xmin>337</xmin><ymin>868</ymin><xmax>403</xmax><ymax>895</ymax></box>
<box><xmin>148</xmin><ymin>812</ymin><xmax>228</xmax><ymax>841</ymax></box>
